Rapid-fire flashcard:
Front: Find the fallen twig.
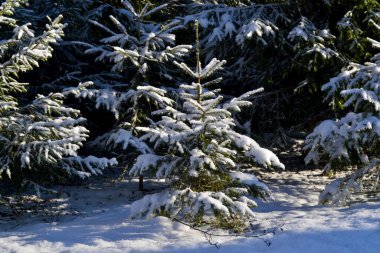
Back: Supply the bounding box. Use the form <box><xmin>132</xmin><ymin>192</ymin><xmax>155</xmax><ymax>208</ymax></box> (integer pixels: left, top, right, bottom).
<box><xmin>172</xmin><ymin>218</ymin><xmax>285</xmax><ymax>249</ymax></box>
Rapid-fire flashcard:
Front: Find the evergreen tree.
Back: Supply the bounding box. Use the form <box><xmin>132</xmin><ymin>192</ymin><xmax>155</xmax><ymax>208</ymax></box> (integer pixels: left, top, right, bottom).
<box><xmin>68</xmin><ymin>1</ymin><xmax>191</xmax><ymax>179</ymax></box>
<box><xmin>288</xmin><ymin>16</ymin><xmax>342</xmax><ymax>91</ymax></box>
<box><xmin>129</xmin><ymin>20</ymin><xmax>284</xmax><ymax>230</ymax></box>
<box><xmin>12</xmin><ymin>0</ymin><xmax>105</xmax><ymax>88</ymax></box>
<box><xmin>0</xmin><ymin>0</ymin><xmax>116</xmax><ymax>192</ymax></box>
<box><xmin>180</xmin><ymin>0</ymin><xmax>286</xmax><ymax>80</ymax></box>
<box><xmin>304</xmin><ymin>1</ymin><xmax>380</xmax><ymax>205</ymax></box>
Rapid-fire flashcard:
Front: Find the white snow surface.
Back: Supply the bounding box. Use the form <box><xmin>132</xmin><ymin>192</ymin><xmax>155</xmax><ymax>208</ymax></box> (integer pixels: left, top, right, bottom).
<box><xmin>0</xmin><ymin>170</ymin><xmax>379</xmax><ymax>253</ymax></box>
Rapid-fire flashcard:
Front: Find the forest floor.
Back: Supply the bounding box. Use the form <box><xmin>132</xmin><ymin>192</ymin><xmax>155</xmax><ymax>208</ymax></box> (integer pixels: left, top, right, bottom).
<box><xmin>0</xmin><ymin>165</ymin><xmax>379</xmax><ymax>253</ymax></box>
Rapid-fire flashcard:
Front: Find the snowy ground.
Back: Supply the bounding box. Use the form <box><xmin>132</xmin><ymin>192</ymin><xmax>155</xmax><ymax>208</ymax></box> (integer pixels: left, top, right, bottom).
<box><xmin>0</xmin><ymin>170</ymin><xmax>379</xmax><ymax>253</ymax></box>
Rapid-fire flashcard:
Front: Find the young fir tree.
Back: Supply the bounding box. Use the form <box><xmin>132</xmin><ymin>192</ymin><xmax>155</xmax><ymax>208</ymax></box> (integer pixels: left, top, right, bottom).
<box><xmin>304</xmin><ymin>2</ymin><xmax>380</xmax><ymax>205</ymax></box>
<box><xmin>0</xmin><ymin>0</ymin><xmax>116</xmax><ymax>192</ymax></box>
<box><xmin>67</xmin><ymin>1</ymin><xmax>191</xmax><ymax>189</ymax></box>
<box><xmin>129</xmin><ymin>20</ymin><xmax>284</xmax><ymax>230</ymax></box>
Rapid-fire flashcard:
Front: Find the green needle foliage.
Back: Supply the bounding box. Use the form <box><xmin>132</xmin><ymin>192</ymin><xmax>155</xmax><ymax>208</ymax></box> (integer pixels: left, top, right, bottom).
<box><xmin>129</xmin><ymin>20</ymin><xmax>284</xmax><ymax>229</ymax></box>
<box><xmin>0</xmin><ymin>0</ymin><xmax>116</xmax><ymax>193</ymax></box>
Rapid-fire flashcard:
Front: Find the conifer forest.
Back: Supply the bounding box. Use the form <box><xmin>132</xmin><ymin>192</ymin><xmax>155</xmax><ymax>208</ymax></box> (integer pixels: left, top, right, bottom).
<box><xmin>0</xmin><ymin>1</ymin><xmax>379</xmax><ymax>252</ymax></box>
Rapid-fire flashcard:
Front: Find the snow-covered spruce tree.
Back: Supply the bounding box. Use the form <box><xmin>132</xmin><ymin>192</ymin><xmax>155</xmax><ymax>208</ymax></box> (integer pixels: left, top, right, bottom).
<box><xmin>13</xmin><ymin>0</ymin><xmax>101</xmax><ymax>87</ymax></box>
<box><xmin>287</xmin><ymin>15</ymin><xmax>343</xmax><ymax>92</ymax></box>
<box><xmin>335</xmin><ymin>0</ymin><xmax>380</xmax><ymax>62</ymax></box>
<box><xmin>11</xmin><ymin>0</ymin><xmax>133</xmax><ymax>90</ymax></box>
<box><xmin>129</xmin><ymin>20</ymin><xmax>284</xmax><ymax>230</ymax></box>
<box><xmin>85</xmin><ymin>1</ymin><xmax>191</xmax><ymax>86</ymax></box>
<box><xmin>67</xmin><ymin>1</ymin><xmax>191</xmax><ymax>179</ymax></box>
<box><xmin>0</xmin><ymin>0</ymin><xmax>116</xmax><ymax>192</ymax></box>
<box><xmin>304</xmin><ymin>4</ymin><xmax>380</xmax><ymax>205</ymax></box>
<box><xmin>13</xmin><ymin>1</ymin><xmax>168</xmax><ymax>92</ymax></box>
<box><xmin>180</xmin><ymin>1</ymin><xmax>287</xmax><ymax>82</ymax></box>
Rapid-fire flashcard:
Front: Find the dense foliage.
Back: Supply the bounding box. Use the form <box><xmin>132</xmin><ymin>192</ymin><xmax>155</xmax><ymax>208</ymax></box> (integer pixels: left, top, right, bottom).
<box><xmin>0</xmin><ymin>0</ymin><xmax>116</xmax><ymax>193</ymax></box>
<box><xmin>1</xmin><ymin>0</ymin><xmax>380</xmax><ymax>229</ymax></box>
<box><xmin>304</xmin><ymin>0</ymin><xmax>380</xmax><ymax>205</ymax></box>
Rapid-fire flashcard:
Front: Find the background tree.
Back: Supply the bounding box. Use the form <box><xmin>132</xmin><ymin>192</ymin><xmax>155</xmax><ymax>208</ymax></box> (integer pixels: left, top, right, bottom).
<box><xmin>64</xmin><ymin>1</ymin><xmax>192</xmax><ymax>189</ymax></box>
<box><xmin>0</xmin><ymin>0</ymin><xmax>116</xmax><ymax>193</ymax></box>
<box><xmin>304</xmin><ymin>1</ymin><xmax>380</xmax><ymax>205</ymax></box>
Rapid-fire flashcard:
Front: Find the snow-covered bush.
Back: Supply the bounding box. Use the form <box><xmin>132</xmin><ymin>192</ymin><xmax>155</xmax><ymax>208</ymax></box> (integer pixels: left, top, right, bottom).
<box><xmin>130</xmin><ymin>20</ymin><xmax>284</xmax><ymax>229</ymax></box>
<box><xmin>0</xmin><ymin>0</ymin><xmax>116</xmax><ymax>191</ymax></box>
<box><xmin>319</xmin><ymin>159</ymin><xmax>380</xmax><ymax>206</ymax></box>
<box><xmin>304</xmin><ymin>6</ymin><xmax>380</xmax><ymax>205</ymax></box>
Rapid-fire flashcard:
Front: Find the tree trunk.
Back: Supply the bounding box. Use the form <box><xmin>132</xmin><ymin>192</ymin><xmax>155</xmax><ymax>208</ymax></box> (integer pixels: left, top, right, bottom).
<box><xmin>139</xmin><ymin>175</ymin><xmax>144</xmax><ymax>191</ymax></box>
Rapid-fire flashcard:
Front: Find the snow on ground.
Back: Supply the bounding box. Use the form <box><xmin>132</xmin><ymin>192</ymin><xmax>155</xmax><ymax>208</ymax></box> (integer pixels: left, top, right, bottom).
<box><xmin>0</xmin><ymin>170</ymin><xmax>379</xmax><ymax>253</ymax></box>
